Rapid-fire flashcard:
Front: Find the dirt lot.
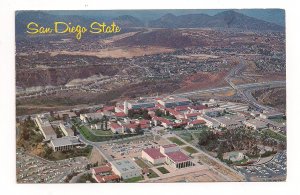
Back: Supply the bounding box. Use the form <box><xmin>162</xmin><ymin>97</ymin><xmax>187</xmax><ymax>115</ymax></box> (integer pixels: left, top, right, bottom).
<box><xmin>51</xmin><ymin>46</ymin><xmax>175</xmax><ymax>59</ymax></box>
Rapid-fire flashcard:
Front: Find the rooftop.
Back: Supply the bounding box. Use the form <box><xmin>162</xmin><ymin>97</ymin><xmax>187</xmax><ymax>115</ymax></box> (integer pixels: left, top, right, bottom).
<box><xmin>165</xmin><ymin>151</ymin><xmax>190</xmax><ymax>163</ymax></box>
<box><xmin>110</xmin><ymin>159</ymin><xmax>141</xmax><ymax>174</ymax></box>
<box><xmin>143</xmin><ymin>148</ymin><xmax>166</xmax><ymax>160</ymax></box>
<box><xmin>92</xmin><ymin>166</ymin><xmax>112</xmax><ymax>174</ymax></box>
<box><xmin>50</xmin><ymin>136</ymin><xmax>80</xmax><ymax>147</ymax></box>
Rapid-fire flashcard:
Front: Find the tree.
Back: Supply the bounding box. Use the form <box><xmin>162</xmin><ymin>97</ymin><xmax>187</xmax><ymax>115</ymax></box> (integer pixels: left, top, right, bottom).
<box><xmin>155</xmin><ymin>109</ymin><xmax>163</xmax><ymax>117</ymax></box>
<box><xmin>135</xmin><ymin>124</ymin><xmax>142</xmax><ymax>135</ymax></box>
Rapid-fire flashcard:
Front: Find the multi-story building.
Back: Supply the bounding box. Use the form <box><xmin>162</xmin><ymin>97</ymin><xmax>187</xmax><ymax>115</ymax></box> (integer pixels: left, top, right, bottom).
<box><xmin>34</xmin><ymin>115</ymin><xmax>57</xmax><ymax>140</ymax></box>
<box><xmin>110</xmin><ymin>159</ymin><xmax>142</xmax><ymax>180</ymax></box>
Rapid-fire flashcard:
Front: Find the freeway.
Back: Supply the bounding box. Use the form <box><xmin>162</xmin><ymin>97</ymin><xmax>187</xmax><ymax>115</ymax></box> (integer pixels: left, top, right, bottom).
<box><xmin>173</xmin><ymin>80</ymin><xmax>285</xmax><ymax>98</ymax></box>
<box><xmin>16</xmin><ymin>80</ymin><xmax>285</xmax><ymax>120</ymax></box>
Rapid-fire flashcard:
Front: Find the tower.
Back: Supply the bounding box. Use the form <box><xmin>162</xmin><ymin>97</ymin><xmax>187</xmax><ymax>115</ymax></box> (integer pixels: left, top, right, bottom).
<box><xmin>124</xmin><ymin>100</ymin><xmax>128</xmax><ymax>115</ymax></box>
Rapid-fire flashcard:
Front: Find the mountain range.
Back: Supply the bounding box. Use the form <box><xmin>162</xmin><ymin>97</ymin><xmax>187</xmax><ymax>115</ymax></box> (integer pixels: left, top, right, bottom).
<box><xmin>15</xmin><ymin>10</ymin><xmax>284</xmax><ymax>35</ymax></box>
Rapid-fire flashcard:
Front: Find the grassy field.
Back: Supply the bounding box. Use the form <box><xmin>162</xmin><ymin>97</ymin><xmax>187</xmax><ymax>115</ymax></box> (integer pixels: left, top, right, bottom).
<box><xmin>123</xmin><ymin>176</ymin><xmax>144</xmax><ymax>183</ymax></box>
<box><xmin>76</xmin><ymin>123</ymin><xmax>137</xmax><ymax>142</ymax></box>
<box><xmin>157</xmin><ymin>167</ymin><xmax>170</xmax><ymax>174</ymax></box>
<box><xmin>264</xmin><ymin>129</ymin><xmax>286</xmax><ymax>142</ymax></box>
<box><xmin>148</xmin><ymin>169</ymin><xmax>159</xmax><ymax>178</ymax></box>
<box><xmin>178</xmin><ymin>132</ymin><xmax>194</xmax><ymax>142</ymax></box>
<box><xmin>135</xmin><ymin>158</ymin><xmax>149</xmax><ymax>169</ymax></box>
<box><xmin>183</xmin><ymin>146</ymin><xmax>198</xmax><ymax>154</ymax></box>
<box><xmin>168</xmin><ymin>137</ymin><xmax>185</xmax><ymax>146</ymax></box>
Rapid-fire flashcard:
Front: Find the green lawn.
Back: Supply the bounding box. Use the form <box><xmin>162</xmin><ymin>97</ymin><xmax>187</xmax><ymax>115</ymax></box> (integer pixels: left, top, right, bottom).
<box><xmin>264</xmin><ymin>129</ymin><xmax>286</xmax><ymax>142</ymax></box>
<box><xmin>183</xmin><ymin>146</ymin><xmax>198</xmax><ymax>154</ymax></box>
<box><xmin>157</xmin><ymin>167</ymin><xmax>170</xmax><ymax>174</ymax></box>
<box><xmin>135</xmin><ymin>158</ymin><xmax>149</xmax><ymax>169</ymax></box>
<box><xmin>178</xmin><ymin>133</ymin><xmax>194</xmax><ymax>142</ymax></box>
<box><xmin>148</xmin><ymin>169</ymin><xmax>159</xmax><ymax>178</ymax></box>
<box><xmin>77</xmin><ymin>124</ymin><xmax>137</xmax><ymax>142</ymax></box>
<box><xmin>123</xmin><ymin>176</ymin><xmax>144</xmax><ymax>183</ymax></box>
<box><xmin>168</xmin><ymin>137</ymin><xmax>185</xmax><ymax>146</ymax></box>
<box><xmin>91</xmin><ymin>128</ymin><xmax>113</xmax><ymax>136</ymax></box>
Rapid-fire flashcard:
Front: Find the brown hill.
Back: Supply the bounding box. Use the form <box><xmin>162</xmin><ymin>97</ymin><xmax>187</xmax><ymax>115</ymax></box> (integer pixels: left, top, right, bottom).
<box><xmin>114</xmin><ymin>29</ymin><xmax>202</xmax><ymax>48</ymax></box>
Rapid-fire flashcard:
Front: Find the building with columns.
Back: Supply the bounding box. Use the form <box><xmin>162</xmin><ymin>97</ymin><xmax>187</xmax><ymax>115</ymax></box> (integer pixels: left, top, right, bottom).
<box><xmin>142</xmin><ymin>144</ymin><xmax>194</xmax><ymax>169</ymax></box>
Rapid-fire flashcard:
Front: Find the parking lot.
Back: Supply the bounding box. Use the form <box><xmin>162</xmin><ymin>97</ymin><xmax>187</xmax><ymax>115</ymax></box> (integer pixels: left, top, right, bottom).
<box><xmin>16</xmin><ymin>149</ymin><xmax>90</xmax><ymax>183</ymax></box>
<box><xmin>236</xmin><ymin>151</ymin><xmax>286</xmax><ymax>181</ymax></box>
<box><xmin>99</xmin><ymin>135</ymin><xmax>170</xmax><ymax>160</ymax></box>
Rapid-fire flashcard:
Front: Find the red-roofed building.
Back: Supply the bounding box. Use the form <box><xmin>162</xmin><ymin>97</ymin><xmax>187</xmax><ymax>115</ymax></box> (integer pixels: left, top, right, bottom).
<box><xmin>188</xmin><ymin>105</ymin><xmax>207</xmax><ymax>111</ymax></box>
<box><xmin>152</xmin><ymin>116</ymin><xmax>173</xmax><ymax>128</ymax></box>
<box><xmin>184</xmin><ymin>112</ymin><xmax>201</xmax><ymax>120</ymax></box>
<box><xmin>165</xmin><ymin>151</ymin><xmax>193</xmax><ymax>168</ymax></box>
<box><xmin>142</xmin><ymin>143</ymin><xmax>194</xmax><ymax>169</ymax></box>
<box><xmin>92</xmin><ymin>165</ymin><xmax>120</xmax><ymax>183</ymax></box>
<box><xmin>187</xmin><ymin>119</ymin><xmax>206</xmax><ymax>128</ymax></box>
<box><xmin>174</xmin><ymin>105</ymin><xmax>190</xmax><ymax>112</ymax></box>
<box><xmin>115</xmin><ymin>112</ymin><xmax>127</xmax><ymax>118</ymax></box>
<box><xmin>166</xmin><ymin>108</ymin><xmax>184</xmax><ymax>119</ymax></box>
<box><xmin>142</xmin><ymin>148</ymin><xmax>166</xmax><ymax>164</ymax></box>
<box><xmin>103</xmin><ymin>106</ymin><xmax>115</xmax><ymax>112</ymax></box>
<box><xmin>110</xmin><ymin>122</ymin><xmax>123</xmax><ymax>134</ymax></box>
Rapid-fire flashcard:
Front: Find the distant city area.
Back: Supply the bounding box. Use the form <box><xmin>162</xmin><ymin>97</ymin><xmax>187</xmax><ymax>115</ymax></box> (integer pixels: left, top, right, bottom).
<box><xmin>16</xmin><ymin>9</ymin><xmax>286</xmax><ymax>183</ymax></box>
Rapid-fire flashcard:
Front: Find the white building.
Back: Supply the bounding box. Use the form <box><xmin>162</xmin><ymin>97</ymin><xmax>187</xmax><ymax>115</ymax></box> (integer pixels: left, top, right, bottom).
<box><xmin>244</xmin><ymin>119</ymin><xmax>268</xmax><ymax>130</ymax></box>
<box><xmin>34</xmin><ymin>115</ymin><xmax>57</xmax><ymax>140</ymax></box>
<box><xmin>110</xmin><ymin>159</ymin><xmax>142</xmax><ymax>180</ymax></box>
<box><xmin>59</xmin><ymin>123</ymin><xmax>74</xmax><ymax>136</ymax></box>
<box><xmin>50</xmin><ymin>136</ymin><xmax>81</xmax><ymax>151</ymax></box>
<box><xmin>260</xmin><ymin>110</ymin><xmax>285</xmax><ymax>119</ymax></box>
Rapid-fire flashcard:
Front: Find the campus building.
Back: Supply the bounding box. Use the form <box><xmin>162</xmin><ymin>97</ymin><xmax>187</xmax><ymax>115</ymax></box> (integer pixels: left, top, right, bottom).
<box><xmin>59</xmin><ymin>123</ymin><xmax>74</xmax><ymax>136</ymax></box>
<box><xmin>110</xmin><ymin>159</ymin><xmax>142</xmax><ymax>180</ymax></box>
<box><xmin>50</xmin><ymin>136</ymin><xmax>81</xmax><ymax>151</ymax></box>
<box><xmin>91</xmin><ymin>165</ymin><xmax>120</xmax><ymax>183</ymax></box>
<box><xmin>157</xmin><ymin>96</ymin><xmax>191</xmax><ymax>108</ymax></box>
<box><xmin>142</xmin><ymin>144</ymin><xmax>194</xmax><ymax>169</ymax></box>
<box><xmin>34</xmin><ymin>115</ymin><xmax>57</xmax><ymax>140</ymax></box>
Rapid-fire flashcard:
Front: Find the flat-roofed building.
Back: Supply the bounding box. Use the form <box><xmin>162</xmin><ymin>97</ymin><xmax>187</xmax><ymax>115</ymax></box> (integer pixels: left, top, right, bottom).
<box><xmin>157</xmin><ymin>96</ymin><xmax>191</xmax><ymax>108</ymax></box>
<box><xmin>214</xmin><ymin>116</ymin><xmax>244</xmax><ymax>130</ymax></box>
<box><xmin>80</xmin><ymin>112</ymin><xmax>103</xmax><ymax>123</ymax></box>
<box><xmin>126</xmin><ymin>98</ymin><xmax>156</xmax><ymax>110</ymax></box>
<box><xmin>202</xmin><ymin>108</ymin><xmax>224</xmax><ymax>117</ymax></box>
<box><xmin>110</xmin><ymin>159</ymin><xmax>142</xmax><ymax>180</ymax></box>
<box><xmin>244</xmin><ymin>119</ymin><xmax>268</xmax><ymax>130</ymax></box>
<box><xmin>34</xmin><ymin>115</ymin><xmax>57</xmax><ymax>140</ymax></box>
<box><xmin>59</xmin><ymin>123</ymin><xmax>74</xmax><ymax>136</ymax></box>
<box><xmin>50</xmin><ymin>136</ymin><xmax>81</xmax><ymax>151</ymax></box>
<box><xmin>197</xmin><ymin>115</ymin><xmax>220</xmax><ymax>129</ymax></box>
<box><xmin>260</xmin><ymin>110</ymin><xmax>285</xmax><ymax>119</ymax></box>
